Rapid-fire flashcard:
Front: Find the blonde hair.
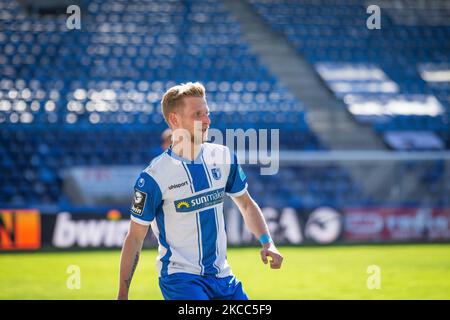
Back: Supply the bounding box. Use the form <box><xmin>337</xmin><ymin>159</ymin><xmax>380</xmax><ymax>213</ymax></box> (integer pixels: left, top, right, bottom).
<box><xmin>161</xmin><ymin>82</ymin><xmax>206</xmax><ymax>126</ymax></box>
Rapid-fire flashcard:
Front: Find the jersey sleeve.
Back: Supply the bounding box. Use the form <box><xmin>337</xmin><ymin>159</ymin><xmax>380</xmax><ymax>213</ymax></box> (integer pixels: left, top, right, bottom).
<box><xmin>225</xmin><ymin>150</ymin><xmax>248</xmax><ymax>197</ymax></box>
<box><xmin>129</xmin><ymin>171</ymin><xmax>162</xmax><ymax>225</ymax></box>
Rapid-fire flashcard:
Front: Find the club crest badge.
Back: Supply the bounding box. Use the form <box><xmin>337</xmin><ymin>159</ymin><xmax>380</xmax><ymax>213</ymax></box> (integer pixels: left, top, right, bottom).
<box><xmin>211</xmin><ymin>168</ymin><xmax>221</xmax><ymax>180</ymax></box>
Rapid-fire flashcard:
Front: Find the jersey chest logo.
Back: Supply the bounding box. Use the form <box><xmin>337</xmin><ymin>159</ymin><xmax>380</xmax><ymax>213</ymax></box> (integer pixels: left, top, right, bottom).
<box><xmin>174</xmin><ymin>188</ymin><xmax>225</xmax><ymax>213</ymax></box>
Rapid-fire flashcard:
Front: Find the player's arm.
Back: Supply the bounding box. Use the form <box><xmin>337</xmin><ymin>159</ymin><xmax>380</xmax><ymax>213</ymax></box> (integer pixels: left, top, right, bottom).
<box><xmin>117</xmin><ymin>220</ymin><xmax>149</xmax><ymax>300</ymax></box>
<box><xmin>231</xmin><ymin>191</ymin><xmax>283</xmax><ymax>269</ymax></box>
<box><xmin>118</xmin><ymin>171</ymin><xmax>162</xmax><ymax>300</ymax></box>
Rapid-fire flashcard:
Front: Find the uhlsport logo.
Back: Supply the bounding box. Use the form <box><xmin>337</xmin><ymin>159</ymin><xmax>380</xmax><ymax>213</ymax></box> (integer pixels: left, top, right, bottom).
<box><xmin>169</xmin><ymin>181</ymin><xmax>189</xmax><ymax>190</ymax></box>
<box><xmin>174</xmin><ymin>188</ymin><xmax>225</xmax><ymax>213</ymax></box>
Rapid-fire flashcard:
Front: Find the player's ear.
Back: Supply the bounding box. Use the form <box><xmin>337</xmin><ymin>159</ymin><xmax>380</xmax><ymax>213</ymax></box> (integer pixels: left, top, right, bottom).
<box><xmin>168</xmin><ymin>112</ymin><xmax>180</xmax><ymax>128</ymax></box>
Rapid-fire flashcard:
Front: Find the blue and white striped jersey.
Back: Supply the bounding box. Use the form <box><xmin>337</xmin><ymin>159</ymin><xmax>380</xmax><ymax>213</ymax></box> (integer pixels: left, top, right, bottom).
<box><xmin>129</xmin><ymin>143</ymin><xmax>247</xmax><ymax>278</ymax></box>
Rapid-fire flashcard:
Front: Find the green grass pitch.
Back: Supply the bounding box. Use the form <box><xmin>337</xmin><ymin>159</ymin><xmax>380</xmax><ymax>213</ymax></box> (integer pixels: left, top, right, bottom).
<box><xmin>1</xmin><ymin>244</ymin><xmax>449</xmax><ymax>299</ymax></box>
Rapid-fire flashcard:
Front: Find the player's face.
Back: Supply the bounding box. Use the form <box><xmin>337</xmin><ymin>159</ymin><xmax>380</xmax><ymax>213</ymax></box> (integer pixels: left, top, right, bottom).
<box><xmin>179</xmin><ymin>96</ymin><xmax>211</xmax><ymax>144</ymax></box>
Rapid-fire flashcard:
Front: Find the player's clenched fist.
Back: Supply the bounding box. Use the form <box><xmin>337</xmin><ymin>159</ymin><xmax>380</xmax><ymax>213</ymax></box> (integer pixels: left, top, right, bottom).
<box><xmin>260</xmin><ymin>243</ymin><xmax>283</xmax><ymax>269</ymax></box>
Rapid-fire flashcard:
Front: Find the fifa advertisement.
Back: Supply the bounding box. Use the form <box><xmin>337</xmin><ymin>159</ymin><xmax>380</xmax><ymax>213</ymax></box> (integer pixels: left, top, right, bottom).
<box><xmin>2</xmin><ymin>206</ymin><xmax>450</xmax><ymax>251</ymax></box>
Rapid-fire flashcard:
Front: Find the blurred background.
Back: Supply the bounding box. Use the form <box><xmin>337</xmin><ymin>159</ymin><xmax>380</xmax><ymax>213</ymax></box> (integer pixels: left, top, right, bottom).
<box><xmin>0</xmin><ymin>0</ymin><xmax>449</xmax><ymax>299</ymax></box>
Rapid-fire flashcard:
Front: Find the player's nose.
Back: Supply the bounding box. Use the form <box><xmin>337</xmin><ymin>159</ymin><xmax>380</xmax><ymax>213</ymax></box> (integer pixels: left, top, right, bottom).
<box><xmin>203</xmin><ymin>114</ymin><xmax>211</xmax><ymax>127</ymax></box>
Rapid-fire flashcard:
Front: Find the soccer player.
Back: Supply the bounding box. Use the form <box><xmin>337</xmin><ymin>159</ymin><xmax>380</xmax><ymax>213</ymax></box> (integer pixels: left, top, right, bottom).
<box><xmin>160</xmin><ymin>128</ymin><xmax>172</xmax><ymax>150</ymax></box>
<box><xmin>118</xmin><ymin>82</ymin><xmax>283</xmax><ymax>300</ymax></box>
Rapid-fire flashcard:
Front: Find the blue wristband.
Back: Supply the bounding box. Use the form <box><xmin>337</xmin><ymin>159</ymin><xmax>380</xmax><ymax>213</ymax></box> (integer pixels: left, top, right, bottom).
<box><xmin>259</xmin><ymin>233</ymin><xmax>272</xmax><ymax>245</ymax></box>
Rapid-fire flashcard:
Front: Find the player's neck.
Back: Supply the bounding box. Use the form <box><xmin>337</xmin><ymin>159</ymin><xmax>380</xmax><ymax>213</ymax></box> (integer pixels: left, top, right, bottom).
<box><xmin>171</xmin><ymin>141</ymin><xmax>203</xmax><ymax>162</ymax></box>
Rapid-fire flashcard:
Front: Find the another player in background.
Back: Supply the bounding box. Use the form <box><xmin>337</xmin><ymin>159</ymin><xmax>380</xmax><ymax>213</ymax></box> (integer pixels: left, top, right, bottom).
<box><xmin>118</xmin><ymin>82</ymin><xmax>283</xmax><ymax>300</ymax></box>
<box><xmin>160</xmin><ymin>128</ymin><xmax>172</xmax><ymax>150</ymax></box>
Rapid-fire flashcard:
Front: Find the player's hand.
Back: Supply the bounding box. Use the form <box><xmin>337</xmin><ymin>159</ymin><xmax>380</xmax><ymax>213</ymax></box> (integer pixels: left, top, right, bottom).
<box><xmin>260</xmin><ymin>242</ymin><xmax>283</xmax><ymax>269</ymax></box>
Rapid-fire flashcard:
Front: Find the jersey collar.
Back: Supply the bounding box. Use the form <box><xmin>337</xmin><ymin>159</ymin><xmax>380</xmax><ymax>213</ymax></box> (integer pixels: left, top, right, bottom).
<box><xmin>166</xmin><ymin>144</ymin><xmax>204</xmax><ymax>164</ymax></box>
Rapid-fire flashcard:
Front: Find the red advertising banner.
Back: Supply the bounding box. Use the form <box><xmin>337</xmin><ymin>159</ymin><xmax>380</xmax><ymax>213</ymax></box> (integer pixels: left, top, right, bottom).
<box><xmin>344</xmin><ymin>208</ymin><xmax>450</xmax><ymax>242</ymax></box>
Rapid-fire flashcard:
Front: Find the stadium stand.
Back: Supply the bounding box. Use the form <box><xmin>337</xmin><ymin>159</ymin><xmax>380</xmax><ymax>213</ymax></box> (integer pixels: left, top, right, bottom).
<box><xmin>249</xmin><ymin>0</ymin><xmax>450</xmax><ymax>150</ymax></box>
<box><xmin>0</xmin><ymin>0</ymin><xmax>448</xmax><ymax>208</ymax></box>
<box><xmin>0</xmin><ymin>0</ymin><xmax>332</xmax><ymax>208</ymax></box>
